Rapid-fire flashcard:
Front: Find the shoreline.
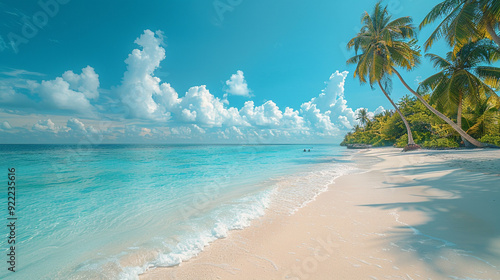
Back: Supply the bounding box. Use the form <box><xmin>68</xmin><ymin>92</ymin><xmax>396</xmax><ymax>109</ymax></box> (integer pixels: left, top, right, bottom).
<box><xmin>140</xmin><ymin>147</ymin><xmax>500</xmax><ymax>279</ymax></box>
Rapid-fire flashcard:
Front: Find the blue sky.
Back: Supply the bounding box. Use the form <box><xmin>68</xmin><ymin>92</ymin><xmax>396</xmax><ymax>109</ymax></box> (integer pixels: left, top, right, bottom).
<box><xmin>0</xmin><ymin>0</ymin><xmax>458</xmax><ymax>144</ymax></box>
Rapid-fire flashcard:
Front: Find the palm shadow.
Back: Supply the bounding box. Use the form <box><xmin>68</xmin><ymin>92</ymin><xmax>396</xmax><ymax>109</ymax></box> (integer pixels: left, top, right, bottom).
<box><xmin>361</xmin><ymin>153</ymin><xmax>500</xmax><ymax>276</ymax></box>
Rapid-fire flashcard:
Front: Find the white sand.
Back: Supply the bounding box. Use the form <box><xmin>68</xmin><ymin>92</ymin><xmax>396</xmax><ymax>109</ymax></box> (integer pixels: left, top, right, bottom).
<box><xmin>140</xmin><ymin>147</ymin><xmax>500</xmax><ymax>279</ymax></box>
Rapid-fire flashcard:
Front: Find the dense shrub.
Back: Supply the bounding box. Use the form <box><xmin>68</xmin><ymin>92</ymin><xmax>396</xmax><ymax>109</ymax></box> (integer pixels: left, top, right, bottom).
<box><xmin>479</xmin><ymin>134</ymin><xmax>500</xmax><ymax>146</ymax></box>
<box><xmin>341</xmin><ymin>94</ymin><xmax>499</xmax><ymax>149</ymax></box>
<box><xmin>422</xmin><ymin>138</ymin><xmax>459</xmax><ymax>149</ymax></box>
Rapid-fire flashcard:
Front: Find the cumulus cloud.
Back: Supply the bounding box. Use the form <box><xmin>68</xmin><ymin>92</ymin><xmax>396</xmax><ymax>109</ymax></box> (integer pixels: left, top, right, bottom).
<box><xmin>373</xmin><ymin>105</ymin><xmax>386</xmax><ymax>116</ymax></box>
<box><xmin>67</xmin><ymin>118</ymin><xmax>87</xmax><ymax>134</ymax></box>
<box><xmin>0</xmin><ymin>29</ymin><xmax>387</xmax><ymax>144</ymax></box>
<box><xmin>299</xmin><ymin>71</ymin><xmax>351</xmax><ymax>134</ymax></box>
<box><xmin>240</xmin><ymin>100</ymin><xmax>283</xmax><ymax>127</ymax></box>
<box><xmin>29</xmin><ymin>118</ymin><xmax>106</xmax><ymax>142</ymax></box>
<box><xmin>118</xmin><ymin>29</ymin><xmax>179</xmax><ymax>121</ymax></box>
<box><xmin>97</xmin><ymin>30</ymin><xmax>376</xmax><ymax>141</ymax></box>
<box><xmin>300</xmin><ymin>70</ymin><xmax>375</xmax><ymax>132</ymax></box>
<box><xmin>300</xmin><ymin>101</ymin><xmax>338</xmax><ymax>135</ymax></box>
<box><xmin>179</xmin><ymin>85</ymin><xmax>232</xmax><ymax>126</ymax></box>
<box><xmin>0</xmin><ymin>82</ymin><xmax>35</xmax><ymax>107</ymax></box>
<box><xmin>33</xmin><ymin>78</ymin><xmax>95</xmax><ymax>115</ymax></box>
<box><xmin>0</xmin><ymin>66</ymin><xmax>99</xmax><ymax>116</ymax></box>
<box><xmin>62</xmin><ymin>66</ymin><xmax>100</xmax><ymax>100</ymax></box>
<box><xmin>32</xmin><ymin>119</ymin><xmax>58</xmax><ymax>132</ymax></box>
<box><xmin>27</xmin><ymin>66</ymin><xmax>99</xmax><ymax>116</ymax></box>
<box><xmin>225</xmin><ymin>70</ymin><xmax>251</xmax><ymax>97</ymax></box>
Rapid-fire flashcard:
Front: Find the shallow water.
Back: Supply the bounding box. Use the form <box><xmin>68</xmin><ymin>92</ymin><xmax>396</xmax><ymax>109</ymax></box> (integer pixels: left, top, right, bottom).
<box><xmin>0</xmin><ymin>144</ymin><xmax>355</xmax><ymax>279</ymax></box>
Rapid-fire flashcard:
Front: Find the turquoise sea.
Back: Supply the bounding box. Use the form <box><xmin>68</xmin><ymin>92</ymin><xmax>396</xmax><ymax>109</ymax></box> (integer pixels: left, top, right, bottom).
<box><xmin>0</xmin><ymin>144</ymin><xmax>356</xmax><ymax>279</ymax></box>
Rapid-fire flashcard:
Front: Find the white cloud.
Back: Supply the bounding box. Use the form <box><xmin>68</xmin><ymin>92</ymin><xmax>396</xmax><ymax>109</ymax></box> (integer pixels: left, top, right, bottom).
<box><xmin>300</xmin><ymin>101</ymin><xmax>338</xmax><ymax>135</ymax></box>
<box><xmin>35</xmin><ymin>78</ymin><xmax>95</xmax><ymax>115</ymax></box>
<box><xmin>1</xmin><ymin>69</ymin><xmax>44</xmax><ymax>77</ymax></box>
<box><xmin>282</xmin><ymin>107</ymin><xmax>305</xmax><ymax>129</ymax></box>
<box><xmin>300</xmin><ymin>70</ymin><xmax>373</xmax><ymax>133</ymax></box>
<box><xmin>170</xmin><ymin>126</ymin><xmax>192</xmax><ymax>138</ymax></box>
<box><xmin>62</xmin><ymin>66</ymin><xmax>100</xmax><ymax>100</ymax></box>
<box><xmin>354</xmin><ymin>106</ymin><xmax>387</xmax><ymax>123</ymax></box>
<box><xmin>139</xmin><ymin>128</ymin><xmax>152</xmax><ymax>137</ymax></box>
<box><xmin>0</xmin><ymin>29</ymin><xmax>389</xmax><ymax>144</ymax></box>
<box><xmin>0</xmin><ymin>83</ymin><xmax>34</xmax><ymax>106</ymax></box>
<box><xmin>240</xmin><ymin>100</ymin><xmax>283</xmax><ymax>127</ymax></box>
<box><xmin>179</xmin><ymin>86</ymin><xmax>229</xmax><ymax>126</ymax></box>
<box><xmin>1</xmin><ymin>121</ymin><xmax>12</xmax><ymax>130</ymax></box>
<box><xmin>118</xmin><ymin>29</ymin><xmax>179</xmax><ymax>121</ymax></box>
<box><xmin>225</xmin><ymin>70</ymin><xmax>251</xmax><ymax>97</ymax></box>
<box><xmin>67</xmin><ymin>118</ymin><xmax>87</xmax><ymax>134</ymax></box>
<box><xmin>374</xmin><ymin>105</ymin><xmax>386</xmax><ymax>115</ymax></box>
<box><xmin>32</xmin><ymin>119</ymin><xmax>58</xmax><ymax>132</ymax></box>
<box><xmin>28</xmin><ymin>66</ymin><xmax>100</xmax><ymax>116</ymax></box>
<box><xmin>0</xmin><ymin>67</ymin><xmax>99</xmax><ymax>116</ymax></box>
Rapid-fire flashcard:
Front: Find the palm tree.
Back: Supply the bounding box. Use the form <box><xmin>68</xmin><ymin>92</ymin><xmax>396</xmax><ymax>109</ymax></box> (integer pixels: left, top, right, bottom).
<box><xmin>420</xmin><ymin>0</ymin><xmax>500</xmax><ymax>50</ymax></box>
<box><xmin>347</xmin><ymin>2</ymin><xmax>419</xmax><ymax>150</ymax></box>
<box><xmin>464</xmin><ymin>94</ymin><xmax>500</xmax><ymax>138</ymax></box>
<box><xmin>349</xmin><ymin>5</ymin><xmax>496</xmax><ymax>148</ymax></box>
<box><xmin>392</xmin><ymin>64</ymin><xmax>491</xmax><ymax>147</ymax></box>
<box><xmin>418</xmin><ymin>40</ymin><xmax>500</xmax><ymax>145</ymax></box>
<box><xmin>356</xmin><ymin>108</ymin><xmax>370</xmax><ymax>130</ymax></box>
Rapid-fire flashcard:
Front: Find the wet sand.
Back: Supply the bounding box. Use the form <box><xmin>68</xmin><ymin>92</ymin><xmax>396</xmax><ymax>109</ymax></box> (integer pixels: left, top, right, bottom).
<box><xmin>141</xmin><ymin>147</ymin><xmax>500</xmax><ymax>279</ymax></box>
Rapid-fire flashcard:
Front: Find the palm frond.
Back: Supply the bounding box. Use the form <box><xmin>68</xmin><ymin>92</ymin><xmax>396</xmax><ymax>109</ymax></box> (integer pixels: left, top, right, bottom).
<box><xmin>425</xmin><ymin>53</ymin><xmax>452</xmax><ymax>69</ymax></box>
<box><xmin>418</xmin><ymin>72</ymin><xmax>446</xmax><ymax>94</ymax></box>
<box><xmin>475</xmin><ymin>66</ymin><xmax>500</xmax><ymax>89</ymax></box>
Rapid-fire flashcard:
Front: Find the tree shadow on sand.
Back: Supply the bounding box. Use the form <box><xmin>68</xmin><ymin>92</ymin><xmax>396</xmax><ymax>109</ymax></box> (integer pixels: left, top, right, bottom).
<box><xmin>361</xmin><ymin>153</ymin><xmax>500</xmax><ymax>276</ymax></box>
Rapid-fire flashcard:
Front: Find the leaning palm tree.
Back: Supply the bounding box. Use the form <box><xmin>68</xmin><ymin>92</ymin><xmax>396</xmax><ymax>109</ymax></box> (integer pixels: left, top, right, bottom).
<box><xmin>356</xmin><ymin>108</ymin><xmax>370</xmax><ymax>130</ymax></box>
<box><xmin>350</xmin><ymin>5</ymin><xmax>495</xmax><ymax>148</ymax></box>
<box><xmin>420</xmin><ymin>0</ymin><xmax>500</xmax><ymax>50</ymax></box>
<box><xmin>347</xmin><ymin>2</ymin><xmax>419</xmax><ymax>150</ymax></box>
<box><xmin>418</xmin><ymin>40</ymin><xmax>500</xmax><ymax>145</ymax></box>
<box><xmin>392</xmin><ymin>60</ymin><xmax>492</xmax><ymax>147</ymax></box>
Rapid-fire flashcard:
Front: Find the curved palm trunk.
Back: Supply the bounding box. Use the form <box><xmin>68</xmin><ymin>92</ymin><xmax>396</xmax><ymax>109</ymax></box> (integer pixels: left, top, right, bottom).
<box><xmin>457</xmin><ymin>92</ymin><xmax>463</xmax><ymax>129</ymax></box>
<box><xmin>486</xmin><ymin>22</ymin><xmax>500</xmax><ymax>48</ymax></box>
<box><xmin>392</xmin><ymin>67</ymin><xmax>487</xmax><ymax>148</ymax></box>
<box><xmin>377</xmin><ymin>80</ymin><xmax>416</xmax><ymax>146</ymax></box>
<box><xmin>456</xmin><ymin>93</ymin><xmax>473</xmax><ymax>147</ymax></box>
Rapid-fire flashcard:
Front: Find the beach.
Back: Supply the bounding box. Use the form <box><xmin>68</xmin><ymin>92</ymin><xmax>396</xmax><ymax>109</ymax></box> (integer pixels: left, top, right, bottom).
<box><xmin>0</xmin><ymin>144</ymin><xmax>357</xmax><ymax>279</ymax></box>
<box><xmin>141</xmin><ymin>147</ymin><xmax>500</xmax><ymax>280</ymax></box>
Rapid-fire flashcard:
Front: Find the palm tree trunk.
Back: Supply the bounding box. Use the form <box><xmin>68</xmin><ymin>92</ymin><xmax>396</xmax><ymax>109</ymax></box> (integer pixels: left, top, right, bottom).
<box><xmin>377</xmin><ymin>80</ymin><xmax>416</xmax><ymax>146</ymax></box>
<box><xmin>456</xmin><ymin>92</ymin><xmax>473</xmax><ymax>147</ymax></box>
<box><xmin>457</xmin><ymin>92</ymin><xmax>462</xmax><ymax>129</ymax></box>
<box><xmin>486</xmin><ymin>22</ymin><xmax>500</xmax><ymax>48</ymax></box>
<box><xmin>392</xmin><ymin>67</ymin><xmax>487</xmax><ymax>148</ymax></box>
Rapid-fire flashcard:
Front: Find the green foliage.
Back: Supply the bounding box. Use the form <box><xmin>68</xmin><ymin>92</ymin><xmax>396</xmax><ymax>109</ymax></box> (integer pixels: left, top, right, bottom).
<box><xmin>342</xmin><ymin>2</ymin><xmax>500</xmax><ymax>150</ymax></box>
<box><xmin>479</xmin><ymin>134</ymin><xmax>500</xmax><ymax>146</ymax></box>
<box><xmin>422</xmin><ymin>138</ymin><xmax>459</xmax><ymax>149</ymax></box>
<box><xmin>394</xmin><ymin>134</ymin><xmax>408</xmax><ymax>148</ymax></box>
<box><xmin>420</xmin><ymin>0</ymin><xmax>500</xmax><ymax>50</ymax></box>
<box><xmin>346</xmin><ymin>2</ymin><xmax>420</xmax><ymax>87</ymax></box>
<box><xmin>418</xmin><ymin>40</ymin><xmax>499</xmax><ymax>120</ymax></box>
<box><xmin>341</xmin><ymin>94</ymin><xmax>499</xmax><ymax>149</ymax></box>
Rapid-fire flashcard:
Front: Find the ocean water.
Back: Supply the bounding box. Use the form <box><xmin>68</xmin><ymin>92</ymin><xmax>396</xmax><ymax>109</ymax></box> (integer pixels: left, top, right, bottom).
<box><xmin>0</xmin><ymin>144</ymin><xmax>356</xmax><ymax>279</ymax></box>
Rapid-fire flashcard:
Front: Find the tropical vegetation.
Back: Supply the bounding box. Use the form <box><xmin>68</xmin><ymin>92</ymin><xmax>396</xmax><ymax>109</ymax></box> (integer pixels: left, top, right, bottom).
<box><xmin>346</xmin><ymin>2</ymin><xmax>420</xmax><ymax>150</ymax></box>
<box><xmin>341</xmin><ymin>94</ymin><xmax>500</xmax><ymax>148</ymax></box>
<box><xmin>343</xmin><ymin>0</ymin><xmax>500</xmax><ymax>150</ymax></box>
